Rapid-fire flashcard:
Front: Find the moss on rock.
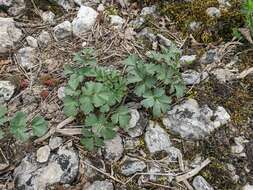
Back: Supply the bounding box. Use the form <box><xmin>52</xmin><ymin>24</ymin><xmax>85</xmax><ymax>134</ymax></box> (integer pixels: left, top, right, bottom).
<box><xmin>158</xmin><ymin>0</ymin><xmax>243</xmax><ymax>43</ymax></box>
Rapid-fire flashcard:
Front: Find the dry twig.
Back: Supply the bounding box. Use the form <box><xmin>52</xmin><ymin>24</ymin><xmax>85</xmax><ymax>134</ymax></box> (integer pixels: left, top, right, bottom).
<box><xmin>176</xmin><ymin>158</ymin><xmax>211</xmax><ymax>182</ymax></box>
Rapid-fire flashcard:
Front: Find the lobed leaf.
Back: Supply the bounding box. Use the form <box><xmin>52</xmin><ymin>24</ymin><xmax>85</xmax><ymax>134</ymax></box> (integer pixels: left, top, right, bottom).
<box><xmin>31</xmin><ymin>115</ymin><xmax>48</xmax><ymax>137</ymax></box>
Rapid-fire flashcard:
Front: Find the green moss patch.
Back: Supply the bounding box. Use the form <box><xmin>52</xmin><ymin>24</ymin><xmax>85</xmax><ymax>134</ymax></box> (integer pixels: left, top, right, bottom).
<box><xmin>158</xmin><ymin>0</ymin><xmax>244</xmax><ymax>43</ymax></box>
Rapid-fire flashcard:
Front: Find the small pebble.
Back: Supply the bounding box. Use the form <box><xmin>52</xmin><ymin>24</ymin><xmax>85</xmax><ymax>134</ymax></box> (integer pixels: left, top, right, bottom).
<box><xmin>36</xmin><ymin>145</ymin><xmax>51</xmax><ymax>163</ymax></box>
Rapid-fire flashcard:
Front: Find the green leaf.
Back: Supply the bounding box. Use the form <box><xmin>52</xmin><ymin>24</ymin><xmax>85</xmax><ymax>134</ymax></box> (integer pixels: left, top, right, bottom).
<box><xmin>175</xmin><ymin>83</ymin><xmax>185</xmax><ymax>98</ymax></box>
<box><xmin>154</xmin><ymin>88</ymin><xmax>165</xmax><ymax>97</ymax></box>
<box><xmin>141</xmin><ymin>97</ymin><xmax>154</xmax><ymax>108</ymax></box>
<box><xmin>85</xmin><ymin>114</ymin><xmax>98</xmax><ymax>127</ymax></box>
<box><xmin>101</xmin><ymin>127</ymin><xmax>116</xmax><ymax>140</ymax></box>
<box><xmin>78</xmin><ymin>67</ymin><xmax>96</xmax><ymax>77</ymax></box>
<box><xmin>111</xmin><ymin>106</ymin><xmax>130</xmax><ymax>128</ymax></box>
<box><xmin>63</xmin><ymin>96</ymin><xmax>79</xmax><ymax>117</ymax></box>
<box><xmin>100</xmin><ymin>104</ymin><xmax>110</xmax><ymax>113</ymax></box>
<box><xmin>10</xmin><ymin>112</ymin><xmax>29</xmax><ymax>142</ymax></box>
<box><xmin>232</xmin><ymin>28</ymin><xmax>242</xmax><ymax>39</ymax></box>
<box><xmin>64</xmin><ymin>65</ymin><xmax>74</xmax><ymax>75</ymax></box>
<box><xmin>94</xmin><ymin>136</ymin><xmax>104</xmax><ymax>147</ymax></box>
<box><xmin>123</xmin><ymin>54</ymin><xmax>138</xmax><ymax>67</ymax></box>
<box><xmin>80</xmin><ymin>137</ymin><xmax>94</xmax><ymax>151</ymax></box>
<box><xmin>11</xmin><ymin>127</ymin><xmax>29</xmax><ymax>142</ymax></box>
<box><xmin>64</xmin><ymin>86</ymin><xmax>81</xmax><ymax>97</ymax></box>
<box><xmin>80</xmin><ymin>96</ymin><xmax>94</xmax><ymax>114</ymax></box>
<box><xmin>82</xmin><ymin>128</ymin><xmax>93</xmax><ymax>137</ymax></box>
<box><xmin>74</xmin><ymin>48</ymin><xmax>96</xmax><ymax>66</ymax></box>
<box><xmin>127</xmin><ymin>73</ymin><xmax>143</xmax><ymax>84</ymax></box>
<box><xmin>134</xmin><ymin>83</ymin><xmax>146</xmax><ymax>96</ymax></box>
<box><xmin>141</xmin><ymin>89</ymin><xmax>171</xmax><ymax>117</ymax></box>
<box><xmin>153</xmin><ymin>101</ymin><xmax>162</xmax><ymax>117</ymax></box>
<box><xmin>10</xmin><ymin>112</ymin><xmax>27</xmax><ymax>129</ymax></box>
<box><xmin>68</xmin><ymin>73</ymin><xmax>83</xmax><ymax>90</ymax></box>
<box><xmin>81</xmin><ymin>82</ymin><xmax>111</xmax><ymax>108</ymax></box>
<box><xmin>31</xmin><ymin>115</ymin><xmax>48</xmax><ymax>137</ymax></box>
<box><xmin>145</xmin><ymin>63</ymin><xmax>160</xmax><ymax>75</ymax></box>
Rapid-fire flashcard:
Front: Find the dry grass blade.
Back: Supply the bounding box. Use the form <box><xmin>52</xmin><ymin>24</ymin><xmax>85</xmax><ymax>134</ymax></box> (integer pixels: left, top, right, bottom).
<box><xmin>83</xmin><ymin>160</ymin><xmax>124</xmax><ymax>185</ymax></box>
<box><xmin>237</xmin><ymin>67</ymin><xmax>253</xmax><ymax>79</ymax></box>
<box><xmin>56</xmin><ymin>128</ymin><xmax>82</xmax><ymax>136</ymax></box>
<box><xmin>175</xmin><ymin>158</ymin><xmax>211</xmax><ymax>182</ymax></box>
<box><xmin>239</xmin><ymin>28</ymin><xmax>253</xmax><ymax>44</ymax></box>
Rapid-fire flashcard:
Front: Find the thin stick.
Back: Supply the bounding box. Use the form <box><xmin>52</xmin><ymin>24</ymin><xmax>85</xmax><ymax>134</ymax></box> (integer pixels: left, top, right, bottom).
<box><xmin>175</xmin><ymin>158</ymin><xmax>211</xmax><ymax>182</ymax></box>
<box><xmin>124</xmin><ymin>172</ymin><xmax>176</xmax><ymax>185</ymax></box>
<box><xmin>56</xmin><ymin>128</ymin><xmax>82</xmax><ymax>136</ymax></box>
<box><xmin>183</xmin><ymin>180</ymin><xmax>194</xmax><ymax>190</ymax></box>
<box><xmin>83</xmin><ymin>160</ymin><xmax>124</xmax><ymax>185</ymax></box>
<box><xmin>145</xmin><ymin>181</ymin><xmax>177</xmax><ymax>189</ymax></box>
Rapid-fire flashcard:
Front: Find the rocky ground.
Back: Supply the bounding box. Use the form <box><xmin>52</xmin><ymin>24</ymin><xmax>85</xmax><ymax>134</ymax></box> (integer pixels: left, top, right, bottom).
<box><xmin>0</xmin><ymin>0</ymin><xmax>252</xmax><ymax>190</ymax></box>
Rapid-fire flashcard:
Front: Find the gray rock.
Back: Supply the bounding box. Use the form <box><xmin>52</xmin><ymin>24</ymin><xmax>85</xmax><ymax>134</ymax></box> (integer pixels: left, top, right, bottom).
<box><xmin>123</xmin><ymin>138</ymin><xmax>141</xmax><ymax>150</ymax></box>
<box><xmin>213</xmin><ymin>106</ymin><xmax>231</xmax><ymax>128</ymax></box>
<box><xmin>0</xmin><ymin>80</ymin><xmax>15</xmax><ymax>103</ymax></box>
<box><xmin>74</xmin><ymin>0</ymin><xmax>99</xmax><ymax>6</ymax></box>
<box><xmin>206</xmin><ymin>7</ymin><xmax>221</xmax><ymax>18</ymax></box>
<box><xmin>162</xmin><ymin>99</ymin><xmax>230</xmax><ymax>139</ymax></box>
<box><xmin>231</xmin><ymin>136</ymin><xmax>248</xmax><ymax>155</ymax></box>
<box><xmin>218</xmin><ymin>0</ymin><xmax>231</xmax><ymax>8</ymax></box>
<box><xmin>129</xmin><ymin>17</ymin><xmax>145</xmax><ymax>29</ymax></box>
<box><xmin>138</xmin><ymin>28</ymin><xmax>156</xmax><ymax>42</ymax></box>
<box><xmin>226</xmin><ymin>163</ymin><xmax>239</xmax><ymax>183</ymax></box>
<box><xmin>37</xmin><ymin>30</ymin><xmax>51</xmax><ymax>48</ymax></box>
<box><xmin>26</xmin><ymin>36</ymin><xmax>38</xmax><ymax>48</ymax></box>
<box><xmin>97</xmin><ymin>3</ymin><xmax>104</xmax><ymax>12</ymax></box>
<box><xmin>144</xmin><ymin>121</ymin><xmax>172</xmax><ymax>154</ymax></box>
<box><xmin>127</xmin><ymin>109</ymin><xmax>147</xmax><ymax>138</ymax></box>
<box><xmin>83</xmin><ymin>180</ymin><xmax>114</xmax><ymax>190</ymax></box>
<box><xmin>17</xmin><ymin>47</ymin><xmax>37</xmax><ymax>69</ymax></box>
<box><xmin>54</xmin><ymin>21</ymin><xmax>72</xmax><ymax>40</ymax></box>
<box><xmin>211</xmin><ymin>68</ymin><xmax>235</xmax><ymax>83</ymax></box>
<box><xmin>7</xmin><ymin>0</ymin><xmax>25</xmax><ymax>16</ymax></box>
<box><xmin>200</xmin><ymin>49</ymin><xmax>219</xmax><ymax>64</ymax></box>
<box><xmin>128</xmin><ymin>109</ymin><xmax>140</xmax><ymax>129</ymax></box>
<box><xmin>140</xmin><ymin>5</ymin><xmax>156</xmax><ymax>16</ymax></box>
<box><xmin>57</xmin><ymin>86</ymin><xmax>66</xmax><ymax>100</ymax></box>
<box><xmin>49</xmin><ymin>136</ymin><xmax>63</xmax><ymax>150</ymax></box>
<box><xmin>157</xmin><ymin>34</ymin><xmax>173</xmax><ymax>47</ymax></box>
<box><xmin>104</xmin><ymin>134</ymin><xmax>123</xmax><ymax>162</ymax></box>
<box><xmin>121</xmin><ymin>156</ymin><xmax>146</xmax><ymax>176</ymax></box>
<box><xmin>189</xmin><ymin>21</ymin><xmax>201</xmax><ymax>31</ymax></box>
<box><xmin>182</xmin><ymin>70</ymin><xmax>201</xmax><ymax>85</ymax></box>
<box><xmin>0</xmin><ymin>0</ymin><xmax>13</xmax><ymax>7</ymax></box>
<box><xmin>0</xmin><ymin>17</ymin><xmax>22</xmax><ymax>54</ymax></box>
<box><xmin>242</xmin><ymin>184</ymin><xmax>253</xmax><ymax>190</ymax></box>
<box><xmin>36</xmin><ymin>145</ymin><xmax>51</xmax><ymax>163</ymax></box>
<box><xmin>14</xmin><ymin>145</ymin><xmax>79</xmax><ymax>190</ymax></box>
<box><xmin>180</xmin><ymin>55</ymin><xmax>196</xmax><ymax>64</ymax></box>
<box><xmin>74</xmin><ymin>0</ymin><xmax>100</xmax><ymax>6</ymax></box>
<box><xmin>72</xmin><ymin>6</ymin><xmax>98</xmax><ymax>36</ymax></box>
<box><xmin>49</xmin><ymin>0</ymin><xmax>75</xmax><ymax>11</ymax></box>
<box><xmin>109</xmin><ymin>15</ymin><xmax>125</xmax><ymax>28</ymax></box>
<box><xmin>192</xmin><ymin>176</ymin><xmax>214</xmax><ymax>190</ymax></box>
<box><xmin>148</xmin><ymin>164</ymin><xmax>161</xmax><ymax>182</ymax></box>
<box><xmin>42</xmin><ymin>11</ymin><xmax>56</xmax><ymax>25</ymax></box>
